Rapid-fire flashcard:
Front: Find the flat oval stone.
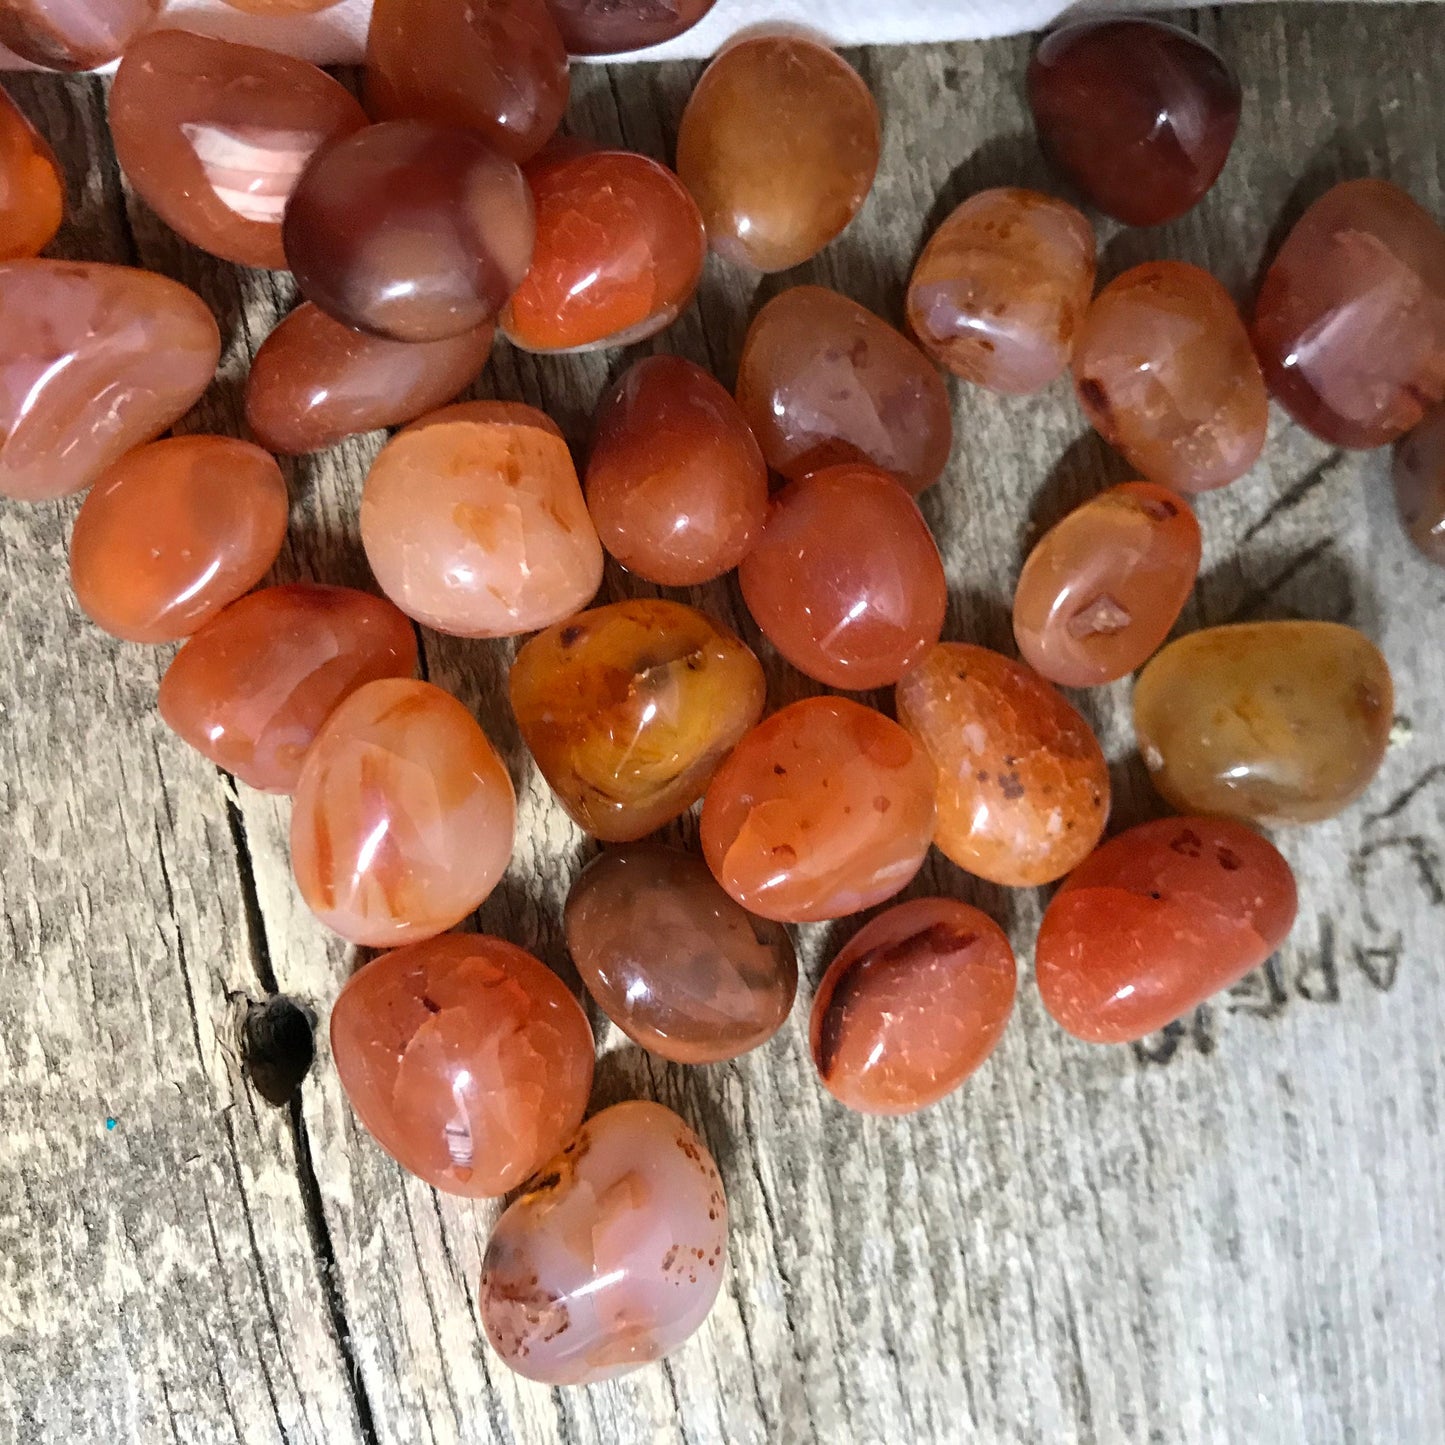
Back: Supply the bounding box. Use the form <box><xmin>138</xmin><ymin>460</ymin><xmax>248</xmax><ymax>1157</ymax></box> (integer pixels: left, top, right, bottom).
<box><xmin>810</xmin><ymin>897</ymin><xmax>1016</xmax><ymax>1115</ymax></box>
<box><xmin>291</xmin><ymin>677</ymin><xmax>517</xmax><ymax>946</ymax></box>
<box><xmin>1253</xmin><ymin>178</ymin><xmax>1445</xmax><ymax>448</ymax></box>
<box><xmin>1133</xmin><ymin>621</ymin><xmax>1394</xmax><ymax>824</ymax></box>
<box><xmin>1013</xmin><ymin>482</ymin><xmax>1202</xmax><ymax>688</ymax></box>
<box><xmin>158</xmin><ymin>583</ymin><xmax>418</xmax><ymax>794</ymax></box>
<box><xmin>0</xmin><ymin>82</ymin><xmax>63</xmax><ymax>259</ymax></box>
<box><xmin>510</xmin><ymin>599</ymin><xmax>765</xmax><ymax>842</ymax></box>
<box><xmin>564</xmin><ymin>844</ymin><xmax>797</xmax><ymax>1064</ymax></box>
<box><xmin>70</xmin><ymin>436</ymin><xmax>288</xmax><ymax>643</ymax></box>
<box><xmin>1394</xmin><ymin>405</ymin><xmax>1445</xmax><ymax>565</ymax></box>
<box><xmin>676</xmin><ymin>37</ymin><xmax>879</xmax><ymax>273</ymax></box>
<box><xmin>545</xmin><ymin>0</ymin><xmax>715</xmax><ymax>54</ymax></box>
<box><xmin>330</xmin><ymin>933</ymin><xmax>594</xmax><ymax>1196</ymax></box>
<box><xmin>480</xmin><ymin>1101</ymin><xmax>727</xmax><ymax>1385</ymax></box>
<box><xmin>283</xmin><ymin>120</ymin><xmax>535</xmax><ymax>342</ymax></box>
<box><xmin>736</xmin><ymin>285</ymin><xmax>953</xmax><ymax>493</ymax></box>
<box><xmin>1036</xmin><ymin>817</ymin><xmax>1298</xmax><ymax>1043</ymax></box>
<box><xmin>110</xmin><ymin>29</ymin><xmax>367</xmax><ymax>270</ymax></box>
<box><xmin>906</xmin><ymin>187</ymin><xmax>1096</xmax><ymax>395</ymax></box>
<box><xmin>0</xmin><ymin>260</ymin><xmax>219</xmax><ymax>502</ymax></box>
<box><xmin>896</xmin><ymin>643</ymin><xmax>1110</xmax><ymax>887</ymax></box>
<box><xmin>0</xmin><ymin>0</ymin><xmax>159</xmax><ymax>70</ymax></box>
<box><xmin>362</xmin><ymin>401</ymin><xmax>602</xmax><ymax>637</ymax></box>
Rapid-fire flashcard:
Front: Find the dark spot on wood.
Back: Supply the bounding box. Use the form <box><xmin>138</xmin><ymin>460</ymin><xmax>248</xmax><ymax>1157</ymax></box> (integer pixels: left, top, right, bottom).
<box><xmin>240</xmin><ymin>995</ymin><xmax>316</xmax><ymax>1107</ymax></box>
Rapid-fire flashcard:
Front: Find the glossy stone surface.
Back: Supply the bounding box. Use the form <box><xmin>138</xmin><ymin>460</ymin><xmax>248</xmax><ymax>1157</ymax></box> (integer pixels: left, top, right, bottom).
<box><xmin>1394</xmin><ymin>406</ymin><xmax>1445</xmax><ymax>565</ymax></box>
<box><xmin>564</xmin><ymin>844</ymin><xmax>796</xmax><ymax>1064</ymax></box>
<box><xmin>159</xmin><ymin>584</ymin><xmax>418</xmax><ymax>794</ymax></box>
<box><xmin>0</xmin><ymin>260</ymin><xmax>219</xmax><ymax>502</ymax></box>
<box><xmin>1013</xmin><ymin>483</ymin><xmax>1202</xmax><ymax>688</ymax></box>
<box><xmin>739</xmin><ymin>464</ymin><xmax>947</xmax><ymax>690</ymax></box>
<box><xmin>700</xmin><ymin>697</ymin><xmax>936</xmax><ymax>924</ymax></box>
<box><xmin>546</xmin><ymin>0</ymin><xmax>714</xmax><ymax>54</ymax></box>
<box><xmin>1134</xmin><ymin>622</ymin><xmax>1394</xmax><ymax>825</ymax></box>
<box><xmin>1036</xmin><ymin>817</ymin><xmax>1298</xmax><ymax>1044</ymax></box>
<box><xmin>480</xmin><ymin>1101</ymin><xmax>727</xmax><ymax>1385</ymax></box>
<box><xmin>1027</xmin><ymin>18</ymin><xmax>1241</xmax><ymax>227</ymax></box>
<box><xmin>0</xmin><ymin>82</ymin><xmax>62</xmax><ymax>259</ymax></box>
<box><xmin>1253</xmin><ymin>179</ymin><xmax>1445</xmax><ymax>448</ymax></box>
<box><xmin>675</xmin><ymin>37</ymin><xmax>879</xmax><ymax>273</ymax></box>
<box><xmin>1074</xmin><ymin>262</ymin><xmax>1267</xmax><ymax>492</ymax></box>
<box><xmin>330</xmin><ymin>933</ymin><xmax>594</xmax><ymax>1196</ymax></box>
<box><xmin>586</xmin><ymin>355</ymin><xmax>767</xmax><ymax>585</ymax></box>
<box><xmin>283</xmin><ymin>120</ymin><xmax>534</xmax><ymax>342</ymax></box>
<box><xmin>736</xmin><ymin>286</ymin><xmax>953</xmax><ymax>494</ymax></box>
<box><xmin>895</xmin><ymin>643</ymin><xmax>1110</xmax><ymax>887</ymax></box>
<box><xmin>220</xmin><ymin>0</ymin><xmax>342</xmax><ymax>12</ymax></box>
<box><xmin>510</xmin><ymin>600</ymin><xmax>765</xmax><ymax>842</ymax></box>
<box><xmin>291</xmin><ymin>678</ymin><xmax>516</xmax><ymax>946</ymax></box>
<box><xmin>362</xmin><ymin>401</ymin><xmax>602</xmax><ymax>637</ymax></box>
<box><xmin>906</xmin><ymin>188</ymin><xmax>1095</xmax><ymax>395</ymax></box>
<box><xmin>0</xmin><ymin>0</ymin><xmax>158</xmax><ymax>70</ymax></box>
<box><xmin>110</xmin><ymin>30</ymin><xmax>367</xmax><ymax>270</ymax></box>
<box><xmin>810</xmin><ymin>897</ymin><xmax>1016</xmax><ymax>1115</ymax></box>
<box><xmin>70</xmin><ymin>437</ymin><xmax>287</xmax><ymax>644</ymax></box>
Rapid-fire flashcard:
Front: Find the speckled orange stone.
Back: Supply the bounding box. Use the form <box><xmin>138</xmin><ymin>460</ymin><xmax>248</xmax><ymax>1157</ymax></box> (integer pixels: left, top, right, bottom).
<box><xmin>0</xmin><ymin>82</ymin><xmax>62</xmax><ymax>260</ymax></box>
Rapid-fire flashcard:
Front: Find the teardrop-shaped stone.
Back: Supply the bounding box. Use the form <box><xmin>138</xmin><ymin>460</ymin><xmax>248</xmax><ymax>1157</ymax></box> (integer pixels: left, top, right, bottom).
<box><xmin>0</xmin><ymin>82</ymin><xmax>63</xmax><ymax>260</ymax></box>
<box><xmin>0</xmin><ymin>0</ymin><xmax>159</xmax><ymax>71</ymax></box>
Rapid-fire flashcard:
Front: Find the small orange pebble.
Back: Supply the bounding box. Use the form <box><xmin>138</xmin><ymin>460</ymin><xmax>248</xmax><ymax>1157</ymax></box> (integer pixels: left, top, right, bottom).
<box><xmin>0</xmin><ymin>82</ymin><xmax>62</xmax><ymax>260</ymax></box>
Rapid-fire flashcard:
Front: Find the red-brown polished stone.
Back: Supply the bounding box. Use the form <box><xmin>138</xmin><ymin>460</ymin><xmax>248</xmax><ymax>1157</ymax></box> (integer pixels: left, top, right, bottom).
<box><xmin>1036</xmin><ymin>817</ymin><xmax>1298</xmax><ymax>1043</ymax></box>
<box><xmin>283</xmin><ymin>120</ymin><xmax>535</xmax><ymax>343</ymax></box>
<box><xmin>158</xmin><ymin>584</ymin><xmax>418</xmax><ymax>794</ymax></box>
<box><xmin>1027</xmin><ymin>18</ymin><xmax>1241</xmax><ymax>227</ymax></box>
<box><xmin>330</xmin><ymin>933</ymin><xmax>594</xmax><ymax>1196</ymax></box>
<box><xmin>1253</xmin><ymin>179</ymin><xmax>1445</xmax><ymax>448</ymax></box>
<box><xmin>0</xmin><ymin>82</ymin><xmax>62</xmax><ymax>260</ymax></box>
<box><xmin>810</xmin><ymin>897</ymin><xmax>1016</xmax><ymax>1115</ymax></box>
<box><xmin>545</xmin><ymin>0</ymin><xmax>715</xmax><ymax>54</ymax></box>
<box><xmin>0</xmin><ymin>0</ymin><xmax>158</xmax><ymax>70</ymax></box>
<box><xmin>1395</xmin><ymin>405</ymin><xmax>1445</xmax><ymax>565</ymax></box>
<box><xmin>586</xmin><ymin>355</ymin><xmax>767</xmax><ymax>586</ymax></box>
<box><xmin>736</xmin><ymin>286</ymin><xmax>954</xmax><ymax>494</ymax></box>
<box><xmin>70</xmin><ymin>436</ymin><xmax>288</xmax><ymax>644</ymax></box>
<box><xmin>221</xmin><ymin>0</ymin><xmax>343</xmax><ymax>12</ymax></box>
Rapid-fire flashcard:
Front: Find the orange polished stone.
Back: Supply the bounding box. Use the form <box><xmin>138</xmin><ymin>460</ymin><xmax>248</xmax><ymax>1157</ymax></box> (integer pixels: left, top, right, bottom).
<box><xmin>362</xmin><ymin>401</ymin><xmax>602</xmax><ymax>637</ymax></box>
<box><xmin>501</xmin><ymin>148</ymin><xmax>704</xmax><ymax>353</ymax></box>
<box><xmin>0</xmin><ymin>82</ymin><xmax>62</xmax><ymax>259</ymax></box>
<box><xmin>676</xmin><ymin>37</ymin><xmax>879</xmax><ymax>273</ymax></box>
<box><xmin>700</xmin><ymin>696</ymin><xmax>936</xmax><ymax>924</ymax></box>
<box><xmin>159</xmin><ymin>584</ymin><xmax>418</xmax><ymax>794</ymax></box>
<box><xmin>1395</xmin><ymin>405</ymin><xmax>1445</xmax><ymax>565</ymax></box>
<box><xmin>510</xmin><ymin>599</ymin><xmax>765</xmax><ymax>842</ymax></box>
<box><xmin>739</xmin><ymin>464</ymin><xmax>947</xmax><ymax>690</ymax></box>
<box><xmin>906</xmin><ymin>188</ymin><xmax>1096</xmax><ymax>395</ymax></box>
<box><xmin>810</xmin><ymin>897</ymin><xmax>1016</xmax><ymax>1115</ymax></box>
<box><xmin>1013</xmin><ymin>483</ymin><xmax>1202</xmax><ymax>688</ymax></box>
<box><xmin>586</xmin><ymin>355</ymin><xmax>767</xmax><ymax>586</ymax></box>
<box><xmin>736</xmin><ymin>286</ymin><xmax>954</xmax><ymax>494</ymax></box>
<box><xmin>0</xmin><ymin>0</ymin><xmax>158</xmax><ymax>70</ymax></box>
<box><xmin>895</xmin><ymin>644</ymin><xmax>1110</xmax><ymax>887</ymax></box>
<box><xmin>1036</xmin><ymin>817</ymin><xmax>1298</xmax><ymax>1044</ymax></box>
<box><xmin>70</xmin><ymin>437</ymin><xmax>288</xmax><ymax>644</ymax></box>
<box><xmin>330</xmin><ymin>933</ymin><xmax>594</xmax><ymax>1196</ymax></box>
<box><xmin>1074</xmin><ymin>262</ymin><xmax>1267</xmax><ymax>492</ymax></box>
<box><xmin>0</xmin><ymin>260</ymin><xmax>219</xmax><ymax>502</ymax></box>
<box><xmin>365</xmin><ymin>0</ymin><xmax>568</xmax><ymax>164</ymax></box>
<box><xmin>291</xmin><ymin>678</ymin><xmax>517</xmax><ymax>946</ymax></box>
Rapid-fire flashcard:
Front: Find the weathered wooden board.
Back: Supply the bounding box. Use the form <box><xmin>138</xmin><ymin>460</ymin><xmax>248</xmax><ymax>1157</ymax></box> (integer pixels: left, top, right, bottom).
<box><xmin>2</xmin><ymin>7</ymin><xmax>1443</xmax><ymax>1444</ymax></box>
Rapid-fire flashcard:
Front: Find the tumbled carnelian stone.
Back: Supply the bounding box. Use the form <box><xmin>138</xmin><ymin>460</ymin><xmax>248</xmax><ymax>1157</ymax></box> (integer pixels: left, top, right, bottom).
<box><xmin>0</xmin><ymin>0</ymin><xmax>159</xmax><ymax>71</ymax></box>
<box><xmin>1013</xmin><ymin>482</ymin><xmax>1201</xmax><ymax>688</ymax></box>
<box><xmin>739</xmin><ymin>464</ymin><xmax>947</xmax><ymax>690</ymax></box>
<box><xmin>158</xmin><ymin>584</ymin><xmax>418</xmax><ymax>794</ymax></box>
<box><xmin>1394</xmin><ymin>405</ymin><xmax>1445</xmax><ymax>566</ymax></box>
<box><xmin>0</xmin><ymin>83</ymin><xmax>62</xmax><ymax>260</ymax></box>
<box><xmin>1133</xmin><ymin>622</ymin><xmax>1394</xmax><ymax>825</ymax></box>
<box><xmin>1074</xmin><ymin>262</ymin><xmax>1267</xmax><ymax>492</ymax></box>
<box><xmin>676</xmin><ymin>37</ymin><xmax>879</xmax><ymax>273</ymax></box>
<box><xmin>810</xmin><ymin>897</ymin><xmax>1016</xmax><ymax>1115</ymax></box>
<box><xmin>586</xmin><ymin>354</ymin><xmax>768</xmax><ymax>586</ymax></box>
<box><xmin>700</xmin><ymin>697</ymin><xmax>936</xmax><ymax>924</ymax></box>
<box><xmin>896</xmin><ymin>643</ymin><xmax>1110</xmax><ymax>887</ymax></box>
<box><xmin>221</xmin><ymin>0</ymin><xmax>344</xmax><ymax>12</ymax></box>
<box><xmin>906</xmin><ymin>188</ymin><xmax>1096</xmax><ymax>396</ymax></box>
<box><xmin>501</xmin><ymin>149</ymin><xmax>704</xmax><ymax>353</ymax></box>
<box><xmin>1036</xmin><ymin>817</ymin><xmax>1298</xmax><ymax>1043</ymax></box>
<box><xmin>362</xmin><ymin>401</ymin><xmax>602</xmax><ymax>637</ymax></box>
<box><xmin>330</xmin><ymin>932</ymin><xmax>594</xmax><ymax>1196</ymax></box>
<box><xmin>510</xmin><ymin>599</ymin><xmax>765</xmax><ymax>842</ymax></box>
<box><xmin>110</xmin><ymin>29</ymin><xmax>367</xmax><ymax>270</ymax></box>
<box><xmin>1253</xmin><ymin>179</ymin><xmax>1445</xmax><ymax>448</ymax></box>
<box><xmin>736</xmin><ymin>285</ymin><xmax>954</xmax><ymax>494</ymax></box>
<box><xmin>70</xmin><ymin>436</ymin><xmax>288</xmax><ymax>644</ymax></box>
<box><xmin>291</xmin><ymin>678</ymin><xmax>517</xmax><ymax>947</ymax></box>
<box><xmin>547</xmin><ymin>0</ymin><xmax>715</xmax><ymax>55</ymax></box>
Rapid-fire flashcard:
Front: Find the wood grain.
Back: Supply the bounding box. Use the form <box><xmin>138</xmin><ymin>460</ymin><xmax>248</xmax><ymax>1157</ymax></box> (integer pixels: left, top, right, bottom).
<box><xmin>2</xmin><ymin>7</ymin><xmax>1443</xmax><ymax>1444</ymax></box>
